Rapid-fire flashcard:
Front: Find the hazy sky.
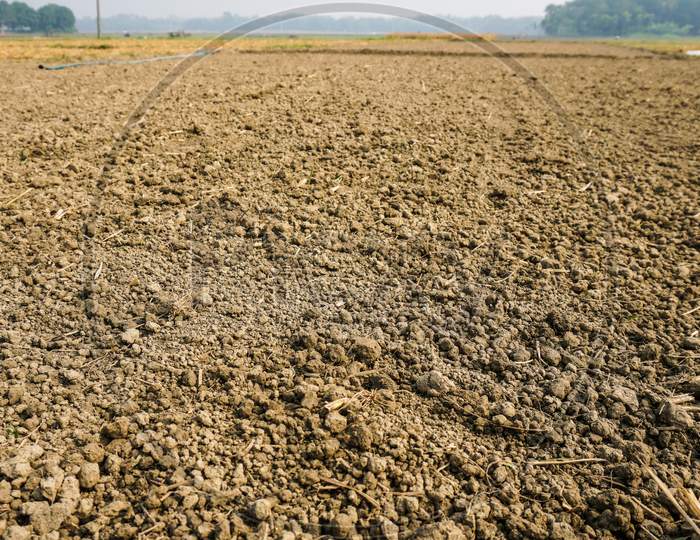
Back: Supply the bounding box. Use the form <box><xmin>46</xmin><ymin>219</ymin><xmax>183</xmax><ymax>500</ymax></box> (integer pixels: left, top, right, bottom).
<box><xmin>26</xmin><ymin>0</ymin><xmax>564</xmax><ymax>19</ymax></box>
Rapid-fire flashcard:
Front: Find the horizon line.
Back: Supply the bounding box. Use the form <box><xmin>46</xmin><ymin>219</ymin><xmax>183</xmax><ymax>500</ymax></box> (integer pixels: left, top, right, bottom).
<box><xmin>75</xmin><ymin>12</ymin><xmax>544</xmax><ymax>21</ymax></box>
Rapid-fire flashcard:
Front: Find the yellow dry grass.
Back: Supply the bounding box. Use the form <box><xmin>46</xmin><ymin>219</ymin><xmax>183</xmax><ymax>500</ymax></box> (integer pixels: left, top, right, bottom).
<box><xmin>600</xmin><ymin>38</ymin><xmax>700</xmax><ymax>55</ymax></box>
<box><xmin>2</xmin><ymin>35</ymin><xmax>698</xmax><ymax>64</ymax></box>
<box><xmin>0</xmin><ymin>33</ymin><xmax>507</xmax><ymax>63</ymax></box>
<box><xmin>385</xmin><ymin>32</ymin><xmax>497</xmax><ymax>41</ymax></box>
<box><xmin>0</xmin><ymin>35</ymin><xmax>376</xmax><ymax>62</ymax></box>
<box><xmin>0</xmin><ymin>35</ymin><xmax>211</xmax><ymax>62</ymax></box>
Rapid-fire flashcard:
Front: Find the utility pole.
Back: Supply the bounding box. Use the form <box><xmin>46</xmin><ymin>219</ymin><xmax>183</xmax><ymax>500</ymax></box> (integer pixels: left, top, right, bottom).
<box><xmin>96</xmin><ymin>0</ymin><xmax>101</xmax><ymax>39</ymax></box>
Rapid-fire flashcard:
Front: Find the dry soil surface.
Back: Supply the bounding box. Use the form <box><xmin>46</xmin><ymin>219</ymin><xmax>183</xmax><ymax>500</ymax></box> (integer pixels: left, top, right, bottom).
<box><xmin>0</xmin><ymin>42</ymin><xmax>699</xmax><ymax>540</ymax></box>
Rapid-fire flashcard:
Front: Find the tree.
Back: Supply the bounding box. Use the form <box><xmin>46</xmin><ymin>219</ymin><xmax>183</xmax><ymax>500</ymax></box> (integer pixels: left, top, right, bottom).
<box><xmin>6</xmin><ymin>1</ymin><xmax>37</xmax><ymax>32</ymax></box>
<box><xmin>0</xmin><ymin>2</ymin><xmax>77</xmax><ymax>33</ymax></box>
<box><xmin>543</xmin><ymin>0</ymin><xmax>700</xmax><ymax>36</ymax></box>
<box><xmin>542</xmin><ymin>5</ymin><xmax>575</xmax><ymax>36</ymax></box>
<box><xmin>37</xmin><ymin>3</ymin><xmax>75</xmax><ymax>34</ymax></box>
<box><xmin>673</xmin><ymin>0</ymin><xmax>700</xmax><ymax>33</ymax></box>
<box><xmin>0</xmin><ymin>1</ymin><xmax>9</xmax><ymax>29</ymax></box>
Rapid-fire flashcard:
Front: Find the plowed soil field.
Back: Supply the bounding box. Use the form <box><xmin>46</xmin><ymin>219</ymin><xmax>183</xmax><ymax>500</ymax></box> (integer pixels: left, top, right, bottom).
<box><xmin>0</xmin><ymin>40</ymin><xmax>699</xmax><ymax>539</ymax></box>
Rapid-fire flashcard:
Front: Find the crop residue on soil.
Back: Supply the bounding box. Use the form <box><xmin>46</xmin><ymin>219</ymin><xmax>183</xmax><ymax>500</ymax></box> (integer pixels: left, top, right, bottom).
<box><xmin>0</xmin><ymin>41</ymin><xmax>699</xmax><ymax>539</ymax></box>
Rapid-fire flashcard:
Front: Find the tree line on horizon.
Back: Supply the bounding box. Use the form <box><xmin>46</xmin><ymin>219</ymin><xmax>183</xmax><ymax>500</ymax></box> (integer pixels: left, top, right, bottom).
<box><xmin>0</xmin><ymin>1</ymin><xmax>75</xmax><ymax>34</ymax></box>
<box><xmin>74</xmin><ymin>12</ymin><xmax>544</xmax><ymax>36</ymax></box>
<box><xmin>1</xmin><ymin>0</ymin><xmax>698</xmax><ymax>37</ymax></box>
<box><xmin>543</xmin><ymin>0</ymin><xmax>700</xmax><ymax>36</ymax></box>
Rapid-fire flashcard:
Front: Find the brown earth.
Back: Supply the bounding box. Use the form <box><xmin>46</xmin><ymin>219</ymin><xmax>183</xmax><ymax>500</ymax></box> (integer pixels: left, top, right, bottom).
<box><xmin>0</xmin><ymin>41</ymin><xmax>699</xmax><ymax>540</ymax></box>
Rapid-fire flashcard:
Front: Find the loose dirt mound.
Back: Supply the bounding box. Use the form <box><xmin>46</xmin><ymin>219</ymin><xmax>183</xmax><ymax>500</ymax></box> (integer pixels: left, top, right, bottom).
<box><xmin>0</xmin><ymin>44</ymin><xmax>698</xmax><ymax>539</ymax></box>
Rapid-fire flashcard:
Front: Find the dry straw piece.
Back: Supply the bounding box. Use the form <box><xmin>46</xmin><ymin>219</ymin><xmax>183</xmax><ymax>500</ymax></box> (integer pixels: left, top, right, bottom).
<box><xmin>644</xmin><ymin>466</ymin><xmax>700</xmax><ymax>537</ymax></box>
<box><xmin>318</xmin><ymin>476</ymin><xmax>380</xmax><ymax>509</ymax></box>
<box><xmin>324</xmin><ymin>391</ymin><xmax>366</xmax><ymax>412</ymax></box>
<box><xmin>677</xmin><ymin>488</ymin><xmax>700</xmax><ymax>521</ymax></box>
<box><xmin>2</xmin><ymin>188</ymin><xmax>32</xmax><ymax>208</ymax></box>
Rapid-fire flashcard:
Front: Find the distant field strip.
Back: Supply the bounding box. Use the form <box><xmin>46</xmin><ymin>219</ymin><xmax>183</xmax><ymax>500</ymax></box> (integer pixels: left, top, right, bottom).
<box><xmin>236</xmin><ymin>47</ymin><xmax>652</xmax><ymax>59</ymax></box>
